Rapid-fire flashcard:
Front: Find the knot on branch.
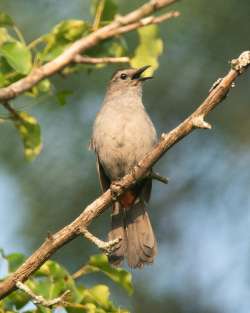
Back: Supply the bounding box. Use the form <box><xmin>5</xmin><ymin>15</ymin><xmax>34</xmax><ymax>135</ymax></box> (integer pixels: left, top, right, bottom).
<box><xmin>150</xmin><ymin>0</ymin><xmax>158</xmax><ymax>10</ymax></box>
<box><xmin>115</xmin><ymin>14</ymin><xmax>127</xmax><ymax>26</ymax></box>
<box><xmin>192</xmin><ymin>116</ymin><xmax>212</xmax><ymax>129</ymax></box>
<box><xmin>231</xmin><ymin>51</ymin><xmax>250</xmax><ymax>73</ymax></box>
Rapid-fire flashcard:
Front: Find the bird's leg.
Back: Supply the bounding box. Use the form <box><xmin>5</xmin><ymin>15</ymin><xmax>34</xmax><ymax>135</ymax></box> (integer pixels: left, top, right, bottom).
<box><xmin>110</xmin><ymin>180</ymin><xmax>123</xmax><ymax>201</ymax></box>
<box><xmin>80</xmin><ymin>227</ymin><xmax>122</xmax><ymax>255</ymax></box>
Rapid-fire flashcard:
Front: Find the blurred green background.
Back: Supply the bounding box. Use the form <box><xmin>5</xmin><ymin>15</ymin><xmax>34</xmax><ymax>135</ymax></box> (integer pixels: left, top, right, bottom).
<box><xmin>0</xmin><ymin>1</ymin><xmax>250</xmax><ymax>312</ymax></box>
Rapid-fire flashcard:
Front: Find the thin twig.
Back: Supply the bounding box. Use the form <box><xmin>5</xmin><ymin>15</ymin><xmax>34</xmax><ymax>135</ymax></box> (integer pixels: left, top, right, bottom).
<box><xmin>0</xmin><ymin>51</ymin><xmax>249</xmax><ymax>300</ymax></box>
<box><xmin>16</xmin><ymin>282</ymin><xmax>70</xmax><ymax>308</ymax></box>
<box><xmin>0</xmin><ymin>0</ymin><xmax>179</xmax><ymax>102</ymax></box>
<box><xmin>150</xmin><ymin>171</ymin><xmax>168</xmax><ymax>184</ymax></box>
<box><xmin>13</xmin><ymin>25</ymin><xmax>26</xmax><ymax>45</ymax></box>
<box><xmin>74</xmin><ymin>55</ymin><xmax>129</xmax><ymax>64</ymax></box>
<box><xmin>2</xmin><ymin>102</ymin><xmax>21</xmax><ymax>120</ymax></box>
<box><xmin>116</xmin><ymin>10</ymin><xmax>180</xmax><ymax>34</ymax></box>
<box><xmin>72</xmin><ymin>265</ymin><xmax>92</xmax><ymax>280</ymax></box>
<box><xmin>63</xmin><ymin>302</ymin><xmax>89</xmax><ymax>309</ymax></box>
<box><xmin>81</xmin><ymin>228</ymin><xmax>122</xmax><ymax>254</ymax></box>
<box><xmin>92</xmin><ymin>0</ymin><xmax>105</xmax><ymax>31</ymax></box>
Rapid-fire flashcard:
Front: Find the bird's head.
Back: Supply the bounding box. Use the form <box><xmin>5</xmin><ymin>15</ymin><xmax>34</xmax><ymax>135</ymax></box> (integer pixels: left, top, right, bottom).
<box><xmin>107</xmin><ymin>65</ymin><xmax>153</xmax><ymax>97</ymax></box>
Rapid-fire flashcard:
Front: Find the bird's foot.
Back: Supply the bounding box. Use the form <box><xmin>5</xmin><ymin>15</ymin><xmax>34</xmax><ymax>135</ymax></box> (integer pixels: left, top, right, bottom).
<box><xmin>110</xmin><ymin>181</ymin><xmax>123</xmax><ymax>201</ymax></box>
<box><xmin>99</xmin><ymin>237</ymin><xmax>122</xmax><ymax>255</ymax></box>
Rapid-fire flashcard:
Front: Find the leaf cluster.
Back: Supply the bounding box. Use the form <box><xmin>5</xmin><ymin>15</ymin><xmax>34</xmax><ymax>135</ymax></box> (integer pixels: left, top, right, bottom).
<box><xmin>0</xmin><ymin>251</ymin><xmax>132</xmax><ymax>313</ymax></box>
<box><xmin>0</xmin><ymin>0</ymin><xmax>164</xmax><ymax>160</ymax></box>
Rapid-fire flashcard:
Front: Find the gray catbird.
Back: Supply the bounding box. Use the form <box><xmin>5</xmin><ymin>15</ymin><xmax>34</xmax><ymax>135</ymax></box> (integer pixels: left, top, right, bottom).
<box><xmin>90</xmin><ymin>66</ymin><xmax>157</xmax><ymax>268</ymax></box>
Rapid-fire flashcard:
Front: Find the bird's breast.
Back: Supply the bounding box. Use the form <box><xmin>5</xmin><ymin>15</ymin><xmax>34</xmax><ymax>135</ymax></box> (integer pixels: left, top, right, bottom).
<box><xmin>92</xmin><ymin>103</ymin><xmax>157</xmax><ymax>179</ymax></box>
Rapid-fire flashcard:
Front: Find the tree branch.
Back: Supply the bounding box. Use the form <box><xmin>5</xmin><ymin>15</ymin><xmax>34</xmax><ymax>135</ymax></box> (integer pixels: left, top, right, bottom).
<box><xmin>0</xmin><ymin>0</ymin><xmax>179</xmax><ymax>102</ymax></box>
<box><xmin>16</xmin><ymin>282</ymin><xmax>70</xmax><ymax>308</ymax></box>
<box><xmin>116</xmin><ymin>10</ymin><xmax>180</xmax><ymax>34</ymax></box>
<box><xmin>0</xmin><ymin>50</ymin><xmax>249</xmax><ymax>299</ymax></box>
<box><xmin>74</xmin><ymin>55</ymin><xmax>129</xmax><ymax>64</ymax></box>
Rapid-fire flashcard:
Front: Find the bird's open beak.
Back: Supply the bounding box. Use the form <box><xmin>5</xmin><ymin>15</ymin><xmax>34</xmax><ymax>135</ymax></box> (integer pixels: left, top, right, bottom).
<box><xmin>131</xmin><ymin>65</ymin><xmax>153</xmax><ymax>81</ymax></box>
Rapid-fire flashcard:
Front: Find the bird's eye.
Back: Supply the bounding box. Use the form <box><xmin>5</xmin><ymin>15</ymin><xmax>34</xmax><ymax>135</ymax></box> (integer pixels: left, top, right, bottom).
<box><xmin>120</xmin><ymin>73</ymin><xmax>128</xmax><ymax>80</ymax></box>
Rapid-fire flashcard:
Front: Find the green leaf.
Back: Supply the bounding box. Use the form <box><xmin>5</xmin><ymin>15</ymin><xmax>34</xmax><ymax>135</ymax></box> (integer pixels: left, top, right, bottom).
<box><xmin>53</xmin><ymin>20</ymin><xmax>89</xmax><ymax>42</ymax></box>
<box><xmin>3</xmin><ymin>290</ymin><xmax>30</xmax><ymax>310</ymax></box>
<box><xmin>84</xmin><ymin>303</ymin><xmax>96</xmax><ymax>313</ymax></box>
<box><xmin>91</xmin><ymin>0</ymin><xmax>118</xmax><ymax>22</ymax></box>
<box><xmin>87</xmin><ymin>38</ymin><xmax>127</xmax><ymax>68</ymax></box>
<box><xmin>89</xmin><ymin>285</ymin><xmax>110</xmax><ymax>308</ymax></box>
<box><xmin>130</xmin><ymin>25</ymin><xmax>164</xmax><ymax>75</ymax></box>
<box><xmin>1</xmin><ymin>249</ymin><xmax>131</xmax><ymax>313</ymax></box>
<box><xmin>41</xmin><ymin>20</ymin><xmax>90</xmax><ymax>62</ymax></box>
<box><xmin>28</xmin><ymin>278</ymin><xmax>55</xmax><ymax>300</ymax></box>
<box><xmin>0</xmin><ymin>28</ymin><xmax>14</xmax><ymax>45</ymax></box>
<box><xmin>0</xmin><ymin>72</ymin><xmax>7</xmax><ymax>87</ymax></box>
<box><xmin>6</xmin><ymin>253</ymin><xmax>26</xmax><ymax>272</ymax></box>
<box><xmin>56</xmin><ymin>90</ymin><xmax>73</xmax><ymax>106</ymax></box>
<box><xmin>0</xmin><ymin>12</ymin><xmax>14</xmax><ymax>27</ymax></box>
<box><xmin>0</xmin><ymin>41</ymin><xmax>32</xmax><ymax>74</ymax></box>
<box><xmin>35</xmin><ymin>260</ymin><xmax>68</xmax><ymax>279</ymax></box>
<box><xmin>33</xmin><ymin>260</ymin><xmax>81</xmax><ymax>303</ymax></box>
<box><xmin>37</xmin><ymin>79</ymin><xmax>51</xmax><ymax>93</ymax></box>
<box><xmin>28</xmin><ymin>79</ymin><xmax>51</xmax><ymax>97</ymax></box>
<box><xmin>26</xmin><ymin>79</ymin><xmax>52</xmax><ymax>98</ymax></box>
<box><xmin>15</xmin><ymin>112</ymin><xmax>42</xmax><ymax>160</ymax></box>
<box><xmin>85</xmin><ymin>254</ymin><xmax>133</xmax><ymax>295</ymax></box>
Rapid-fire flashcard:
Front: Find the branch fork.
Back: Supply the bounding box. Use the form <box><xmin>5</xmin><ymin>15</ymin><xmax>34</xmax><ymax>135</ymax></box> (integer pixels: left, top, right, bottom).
<box><xmin>16</xmin><ymin>282</ymin><xmax>70</xmax><ymax>308</ymax></box>
<box><xmin>192</xmin><ymin>115</ymin><xmax>212</xmax><ymax>129</ymax></box>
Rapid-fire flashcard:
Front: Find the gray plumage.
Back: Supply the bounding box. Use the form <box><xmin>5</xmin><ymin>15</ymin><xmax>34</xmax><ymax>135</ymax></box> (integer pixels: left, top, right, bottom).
<box><xmin>90</xmin><ymin>66</ymin><xmax>157</xmax><ymax>268</ymax></box>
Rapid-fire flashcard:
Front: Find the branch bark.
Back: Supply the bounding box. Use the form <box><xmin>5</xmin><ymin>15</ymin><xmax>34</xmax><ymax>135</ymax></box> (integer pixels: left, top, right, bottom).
<box><xmin>74</xmin><ymin>55</ymin><xmax>129</xmax><ymax>64</ymax></box>
<box><xmin>0</xmin><ymin>50</ymin><xmax>249</xmax><ymax>300</ymax></box>
<box><xmin>0</xmin><ymin>0</ymin><xmax>179</xmax><ymax>102</ymax></box>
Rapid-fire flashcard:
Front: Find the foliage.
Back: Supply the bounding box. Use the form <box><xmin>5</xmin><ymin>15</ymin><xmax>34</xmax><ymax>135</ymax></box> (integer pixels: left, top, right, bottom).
<box><xmin>0</xmin><ymin>0</ymin><xmax>164</xmax><ymax>160</ymax></box>
<box><xmin>0</xmin><ymin>251</ymin><xmax>132</xmax><ymax>313</ymax></box>
<box><xmin>131</xmin><ymin>25</ymin><xmax>164</xmax><ymax>76</ymax></box>
<box><xmin>15</xmin><ymin>112</ymin><xmax>42</xmax><ymax>160</ymax></box>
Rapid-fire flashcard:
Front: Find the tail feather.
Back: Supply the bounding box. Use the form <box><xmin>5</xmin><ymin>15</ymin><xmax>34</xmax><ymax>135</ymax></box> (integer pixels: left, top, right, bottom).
<box><xmin>127</xmin><ymin>202</ymin><xmax>157</xmax><ymax>267</ymax></box>
<box><xmin>108</xmin><ymin>200</ymin><xmax>157</xmax><ymax>268</ymax></box>
<box><xmin>108</xmin><ymin>202</ymin><xmax>127</xmax><ymax>266</ymax></box>
<box><xmin>137</xmin><ymin>210</ymin><xmax>156</xmax><ymax>261</ymax></box>
<box><xmin>126</xmin><ymin>208</ymin><xmax>142</xmax><ymax>268</ymax></box>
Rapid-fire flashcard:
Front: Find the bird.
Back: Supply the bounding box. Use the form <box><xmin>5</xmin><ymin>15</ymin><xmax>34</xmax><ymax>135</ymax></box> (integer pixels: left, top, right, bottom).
<box><xmin>90</xmin><ymin>65</ymin><xmax>158</xmax><ymax>268</ymax></box>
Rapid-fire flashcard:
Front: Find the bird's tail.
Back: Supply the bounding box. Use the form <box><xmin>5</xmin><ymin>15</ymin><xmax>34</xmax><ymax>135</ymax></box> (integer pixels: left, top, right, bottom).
<box><xmin>108</xmin><ymin>198</ymin><xmax>157</xmax><ymax>268</ymax></box>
